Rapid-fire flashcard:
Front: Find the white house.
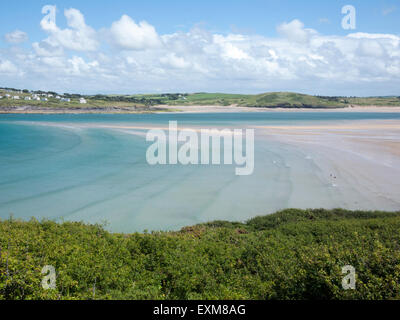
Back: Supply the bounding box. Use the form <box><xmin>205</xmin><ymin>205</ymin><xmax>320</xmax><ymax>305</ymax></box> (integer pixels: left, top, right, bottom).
<box><xmin>48</xmin><ymin>94</ymin><xmax>53</xmax><ymax>98</ymax></box>
<box><xmin>61</xmin><ymin>98</ymin><xmax>71</xmax><ymax>102</ymax></box>
<box><xmin>0</xmin><ymin>96</ymin><xmax>3</xmax><ymax>99</ymax></box>
<box><xmin>34</xmin><ymin>97</ymin><xmax>40</xmax><ymax>101</ymax></box>
<box><xmin>13</xmin><ymin>96</ymin><xmax>20</xmax><ymax>100</ymax></box>
<box><xmin>79</xmin><ymin>98</ymin><xmax>87</xmax><ymax>104</ymax></box>
<box><xmin>41</xmin><ymin>98</ymin><xmax>48</xmax><ymax>101</ymax></box>
<box><xmin>5</xmin><ymin>94</ymin><xmax>11</xmax><ymax>98</ymax></box>
<box><xmin>56</xmin><ymin>96</ymin><xmax>61</xmax><ymax>99</ymax></box>
<box><xmin>25</xmin><ymin>97</ymin><xmax>32</xmax><ymax>101</ymax></box>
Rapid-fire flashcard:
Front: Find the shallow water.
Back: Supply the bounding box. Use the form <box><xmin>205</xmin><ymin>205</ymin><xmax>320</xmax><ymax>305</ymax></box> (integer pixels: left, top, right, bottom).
<box><xmin>1</xmin><ymin>112</ymin><xmax>400</xmax><ymax>232</ymax></box>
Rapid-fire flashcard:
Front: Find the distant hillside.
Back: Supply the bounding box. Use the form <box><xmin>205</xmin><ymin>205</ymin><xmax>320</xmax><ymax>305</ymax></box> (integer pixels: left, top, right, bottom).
<box><xmin>1</xmin><ymin>87</ymin><xmax>400</xmax><ymax>111</ymax></box>
<box><xmin>159</xmin><ymin>92</ymin><xmax>400</xmax><ymax>108</ymax></box>
<box><xmin>164</xmin><ymin>92</ymin><xmax>346</xmax><ymax>108</ymax></box>
<box><xmin>245</xmin><ymin>92</ymin><xmax>347</xmax><ymax>108</ymax></box>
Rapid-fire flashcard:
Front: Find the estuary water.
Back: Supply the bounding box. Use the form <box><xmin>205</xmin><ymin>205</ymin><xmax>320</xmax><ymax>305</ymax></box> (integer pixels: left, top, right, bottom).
<box><xmin>1</xmin><ymin>112</ymin><xmax>400</xmax><ymax>232</ymax></box>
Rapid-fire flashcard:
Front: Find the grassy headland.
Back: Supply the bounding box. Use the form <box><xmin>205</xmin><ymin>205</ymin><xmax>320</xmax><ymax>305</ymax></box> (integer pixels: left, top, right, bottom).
<box><xmin>1</xmin><ymin>208</ymin><xmax>400</xmax><ymax>300</ymax></box>
<box><xmin>1</xmin><ymin>87</ymin><xmax>400</xmax><ymax>113</ymax></box>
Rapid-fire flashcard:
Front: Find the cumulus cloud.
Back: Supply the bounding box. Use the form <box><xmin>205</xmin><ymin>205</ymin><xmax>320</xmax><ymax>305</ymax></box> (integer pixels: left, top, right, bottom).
<box><xmin>0</xmin><ymin>59</ymin><xmax>18</xmax><ymax>73</ymax></box>
<box><xmin>214</xmin><ymin>34</ymin><xmax>250</xmax><ymax>60</ymax></box>
<box><xmin>4</xmin><ymin>30</ymin><xmax>28</xmax><ymax>44</ymax></box>
<box><xmin>32</xmin><ymin>40</ymin><xmax>64</xmax><ymax>57</ymax></box>
<box><xmin>160</xmin><ymin>53</ymin><xmax>190</xmax><ymax>69</ymax></box>
<box><xmin>277</xmin><ymin>19</ymin><xmax>317</xmax><ymax>43</ymax></box>
<box><xmin>40</xmin><ymin>7</ymin><xmax>98</xmax><ymax>51</ymax></box>
<box><xmin>108</xmin><ymin>15</ymin><xmax>161</xmax><ymax>50</ymax></box>
<box><xmin>66</xmin><ymin>56</ymin><xmax>99</xmax><ymax>76</ymax></box>
<box><xmin>1</xmin><ymin>8</ymin><xmax>400</xmax><ymax>95</ymax></box>
<box><xmin>357</xmin><ymin>39</ymin><xmax>385</xmax><ymax>57</ymax></box>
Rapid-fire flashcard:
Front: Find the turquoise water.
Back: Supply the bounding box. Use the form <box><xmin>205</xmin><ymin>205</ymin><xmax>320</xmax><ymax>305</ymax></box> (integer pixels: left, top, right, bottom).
<box><xmin>1</xmin><ymin>112</ymin><xmax>400</xmax><ymax>232</ymax></box>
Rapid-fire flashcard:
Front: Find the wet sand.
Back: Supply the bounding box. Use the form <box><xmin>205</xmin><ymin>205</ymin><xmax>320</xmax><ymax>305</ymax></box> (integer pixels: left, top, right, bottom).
<box><xmin>2</xmin><ymin>104</ymin><xmax>400</xmax><ymax>114</ymax></box>
<box><xmin>155</xmin><ymin>105</ymin><xmax>400</xmax><ymax>113</ymax></box>
<box><xmin>257</xmin><ymin>119</ymin><xmax>400</xmax><ymax>211</ymax></box>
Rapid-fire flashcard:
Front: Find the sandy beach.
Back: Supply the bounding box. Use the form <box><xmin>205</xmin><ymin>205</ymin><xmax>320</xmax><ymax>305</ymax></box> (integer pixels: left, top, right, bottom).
<box><xmin>256</xmin><ymin>119</ymin><xmax>400</xmax><ymax>211</ymax></box>
<box><xmin>2</xmin><ymin>104</ymin><xmax>400</xmax><ymax>114</ymax></box>
<box><xmin>1</xmin><ymin>113</ymin><xmax>399</xmax><ymax>231</ymax></box>
<box><xmin>155</xmin><ymin>105</ymin><xmax>400</xmax><ymax>113</ymax></box>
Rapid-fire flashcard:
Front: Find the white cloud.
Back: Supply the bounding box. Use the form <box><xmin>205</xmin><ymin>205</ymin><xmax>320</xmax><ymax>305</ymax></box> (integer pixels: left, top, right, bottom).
<box><xmin>1</xmin><ymin>10</ymin><xmax>400</xmax><ymax>95</ymax></box>
<box><xmin>0</xmin><ymin>59</ymin><xmax>18</xmax><ymax>73</ymax></box>
<box><xmin>108</xmin><ymin>15</ymin><xmax>161</xmax><ymax>50</ymax></box>
<box><xmin>348</xmin><ymin>32</ymin><xmax>400</xmax><ymax>41</ymax></box>
<box><xmin>32</xmin><ymin>40</ymin><xmax>64</xmax><ymax>57</ymax></box>
<box><xmin>357</xmin><ymin>39</ymin><xmax>385</xmax><ymax>57</ymax></box>
<box><xmin>66</xmin><ymin>56</ymin><xmax>99</xmax><ymax>76</ymax></box>
<box><xmin>4</xmin><ymin>30</ymin><xmax>28</xmax><ymax>44</ymax></box>
<box><xmin>277</xmin><ymin>19</ymin><xmax>317</xmax><ymax>43</ymax></box>
<box><xmin>160</xmin><ymin>53</ymin><xmax>190</xmax><ymax>69</ymax></box>
<box><xmin>214</xmin><ymin>34</ymin><xmax>250</xmax><ymax>60</ymax></box>
<box><xmin>40</xmin><ymin>56</ymin><xmax>66</xmax><ymax>68</ymax></box>
<box><xmin>40</xmin><ymin>7</ymin><xmax>98</xmax><ymax>51</ymax></box>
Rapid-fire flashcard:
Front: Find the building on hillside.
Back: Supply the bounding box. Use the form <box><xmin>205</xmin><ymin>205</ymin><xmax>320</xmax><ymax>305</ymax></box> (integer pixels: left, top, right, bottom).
<box><xmin>61</xmin><ymin>98</ymin><xmax>71</xmax><ymax>102</ymax></box>
<box><xmin>5</xmin><ymin>94</ymin><xmax>11</xmax><ymax>98</ymax></box>
<box><xmin>79</xmin><ymin>98</ymin><xmax>87</xmax><ymax>104</ymax></box>
<box><xmin>0</xmin><ymin>96</ymin><xmax>3</xmax><ymax>99</ymax></box>
<box><xmin>56</xmin><ymin>96</ymin><xmax>61</xmax><ymax>99</ymax></box>
<box><xmin>34</xmin><ymin>97</ymin><xmax>41</xmax><ymax>101</ymax></box>
<box><xmin>48</xmin><ymin>94</ymin><xmax>53</xmax><ymax>98</ymax></box>
<box><xmin>25</xmin><ymin>97</ymin><xmax>32</xmax><ymax>101</ymax></box>
<box><xmin>41</xmin><ymin>98</ymin><xmax>48</xmax><ymax>101</ymax></box>
<box><xmin>13</xmin><ymin>96</ymin><xmax>20</xmax><ymax>100</ymax></box>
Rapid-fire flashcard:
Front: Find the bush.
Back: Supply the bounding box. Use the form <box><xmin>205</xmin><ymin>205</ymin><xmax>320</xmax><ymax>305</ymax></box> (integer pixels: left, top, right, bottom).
<box><xmin>1</xmin><ymin>209</ymin><xmax>400</xmax><ymax>300</ymax></box>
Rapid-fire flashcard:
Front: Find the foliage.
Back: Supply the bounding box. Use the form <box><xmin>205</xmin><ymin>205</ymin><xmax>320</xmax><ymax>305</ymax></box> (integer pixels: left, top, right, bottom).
<box><xmin>1</xmin><ymin>209</ymin><xmax>400</xmax><ymax>300</ymax></box>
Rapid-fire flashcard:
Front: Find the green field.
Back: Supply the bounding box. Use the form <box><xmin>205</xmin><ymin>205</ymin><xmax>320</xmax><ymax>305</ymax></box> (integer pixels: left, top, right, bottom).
<box><xmin>1</xmin><ymin>208</ymin><xmax>400</xmax><ymax>300</ymax></box>
<box><xmin>1</xmin><ymin>88</ymin><xmax>400</xmax><ymax>110</ymax></box>
<box><xmin>166</xmin><ymin>92</ymin><xmax>400</xmax><ymax>108</ymax></box>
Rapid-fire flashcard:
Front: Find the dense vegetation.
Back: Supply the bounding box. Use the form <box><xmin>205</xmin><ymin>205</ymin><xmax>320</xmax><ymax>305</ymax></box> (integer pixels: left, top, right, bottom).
<box><xmin>2</xmin><ymin>87</ymin><xmax>400</xmax><ymax>111</ymax></box>
<box><xmin>1</xmin><ymin>208</ymin><xmax>400</xmax><ymax>300</ymax></box>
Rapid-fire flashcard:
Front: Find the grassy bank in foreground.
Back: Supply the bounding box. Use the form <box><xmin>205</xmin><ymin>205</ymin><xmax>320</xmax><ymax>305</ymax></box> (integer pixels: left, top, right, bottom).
<box><xmin>1</xmin><ymin>208</ymin><xmax>400</xmax><ymax>300</ymax></box>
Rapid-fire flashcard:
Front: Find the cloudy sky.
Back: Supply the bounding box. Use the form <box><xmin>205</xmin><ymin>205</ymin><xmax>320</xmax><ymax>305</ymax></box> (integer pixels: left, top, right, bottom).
<box><xmin>0</xmin><ymin>0</ymin><xmax>399</xmax><ymax>96</ymax></box>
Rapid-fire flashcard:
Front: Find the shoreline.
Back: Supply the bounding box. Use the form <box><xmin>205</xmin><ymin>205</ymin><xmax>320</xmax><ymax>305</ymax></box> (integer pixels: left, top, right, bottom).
<box><xmin>155</xmin><ymin>105</ymin><xmax>400</xmax><ymax>113</ymax></box>
<box><xmin>1</xmin><ymin>116</ymin><xmax>399</xmax><ymax>232</ymax></box>
<box><xmin>1</xmin><ymin>105</ymin><xmax>400</xmax><ymax>114</ymax></box>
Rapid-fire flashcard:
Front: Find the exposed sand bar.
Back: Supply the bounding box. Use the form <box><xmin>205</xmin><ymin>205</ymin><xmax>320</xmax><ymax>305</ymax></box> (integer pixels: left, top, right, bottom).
<box><xmin>257</xmin><ymin>119</ymin><xmax>400</xmax><ymax>211</ymax></box>
<box><xmin>155</xmin><ymin>105</ymin><xmax>400</xmax><ymax>113</ymax></box>
<box><xmin>2</xmin><ymin>105</ymin><xmax>400</xmax><ymax>114</ymax></box>
<box><xmin>7</xmin><ymin>117</ymin><xmax>400</xmax><ymax>226</ymax></box>
<box><xmin>255</xmin><ymin>120</ymin><xmax>400</xmax><ymax>130</ymax></box>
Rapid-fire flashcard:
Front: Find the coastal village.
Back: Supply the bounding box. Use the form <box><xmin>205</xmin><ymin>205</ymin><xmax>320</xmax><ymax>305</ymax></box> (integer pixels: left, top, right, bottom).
<box><xmin>0</xmin><ymin>87</ymin><xmax>166</xmax><ymax>113</ymax></box>
<box><xmin>0</xmin><ymin>88</ymin><xmax>87</xmax><ymax>104</ymax></box>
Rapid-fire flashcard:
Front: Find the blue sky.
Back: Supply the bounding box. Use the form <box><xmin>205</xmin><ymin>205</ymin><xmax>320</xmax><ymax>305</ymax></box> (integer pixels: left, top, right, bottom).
<box><xmin>0</xmin><ymin>0</ymin><xmax>399</xmax><ymax>95</ymax></box>
<box><xmin>1</xmin><ymin>0</ymin><xmax>399</xmax><ymax>40</ymax></box>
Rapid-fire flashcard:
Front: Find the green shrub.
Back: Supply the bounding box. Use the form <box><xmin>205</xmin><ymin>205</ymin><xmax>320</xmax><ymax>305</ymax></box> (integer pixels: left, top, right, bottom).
<box><xmin>1</xmin><ymin>209</ymin><xmax>400</xmax><ymax>300</ymax></box>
